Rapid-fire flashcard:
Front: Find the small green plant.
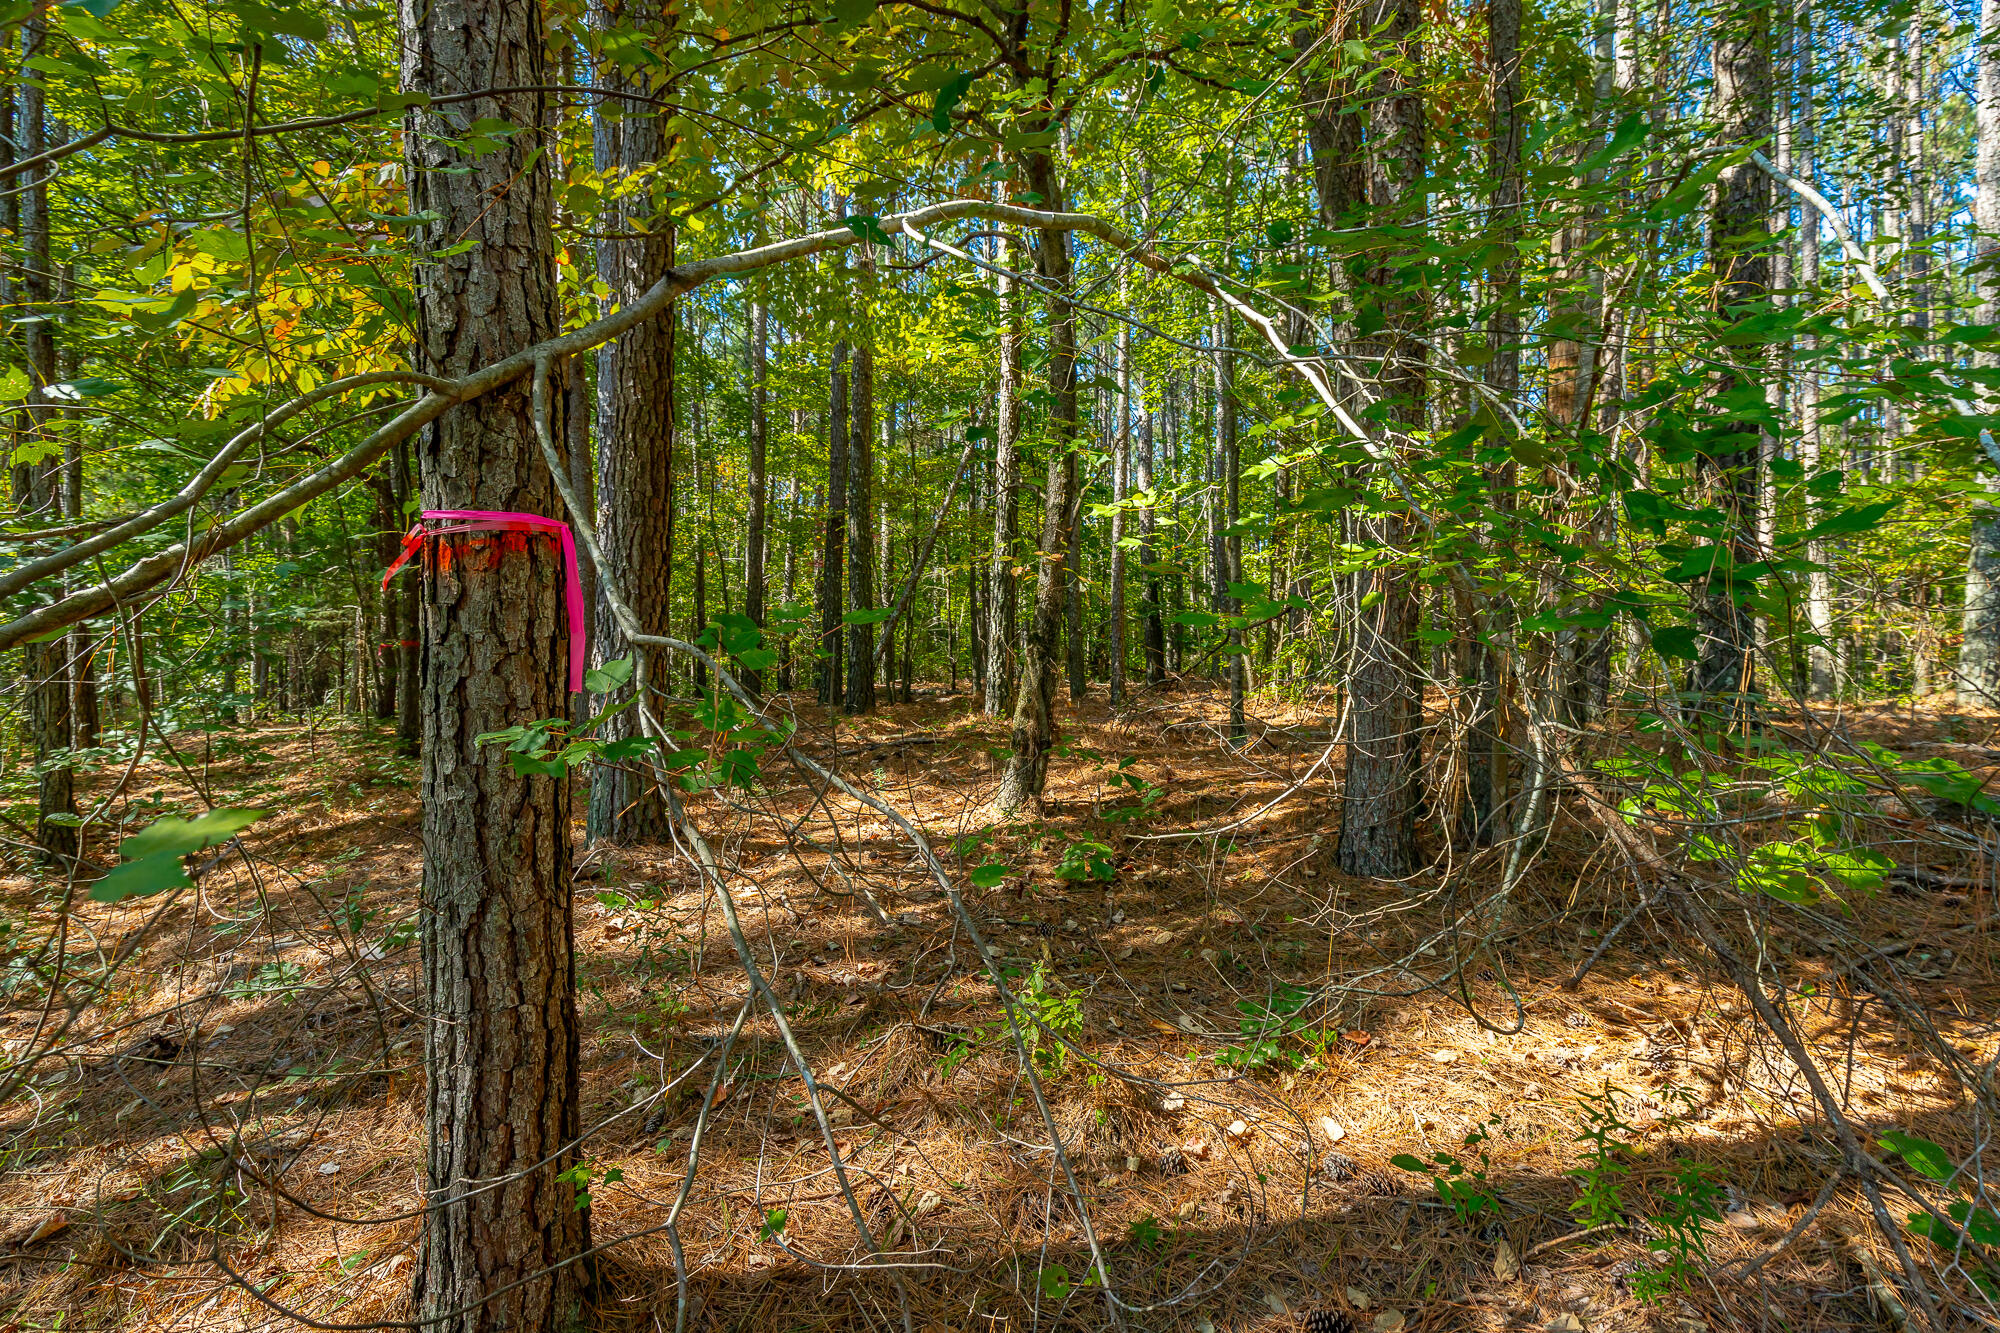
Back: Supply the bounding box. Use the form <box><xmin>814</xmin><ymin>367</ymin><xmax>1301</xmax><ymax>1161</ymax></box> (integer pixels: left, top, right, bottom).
<box><xmin>1053</xmin><ymin>838</ymin><xmax>1116</xmax><ymax>883</ymax></box>
<box><xmin>1015</xmin><ymin>962</ymin><xmax>1083</xmax><ymax>1072</ymax></box>
<box><xmin>1214</xmin><ymin>983</ymin><xmax>1314</xmax><ymax>1071</ymax></box>
<box><xmin>1569</xmin><ymin>1086</ymin><xmax>1635</xmax><ymax>1229</ymax></box>
<box><xmin>1630</xmin><ymin>1159</ymin><xmax>1726</xmax><ymax>1302</ymax></box>
<box><xmin>553</xmin><ymin>1161</ymin><xmax>624</xmax><ymax>1211</ymax></box>
<box><xmin>1879</xmin><ymin>1129</ymin><xmax>2000</xmax><ymax>1299</ymax></box>
<box><xmin>227</xmin><ymin>960</ymin><xmax>306</xmax><ymax>1002</ymax></box>
<box><xmin>1392</xmin><ymin>1116</ymin><xmax>1503</xmax><ymax>1222</ymax></box>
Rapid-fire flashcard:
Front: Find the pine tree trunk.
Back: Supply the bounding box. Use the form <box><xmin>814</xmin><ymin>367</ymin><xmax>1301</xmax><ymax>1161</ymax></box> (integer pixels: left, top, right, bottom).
<box><xmin>845</xmin><ymin>336</ymin><xmax>877</xmax><ymax>714</ymax></box>
<box><xmin>586</xmin><ymin>9</ymin><xmax>675</xmax><ymax>843</ymax></box>
<box><xmin>998</xmin><ymin>152</ymin><xmax>1077</xmax><ymax>810</ymax></box>
<box><xmin>1107</xmin><ymin>271</ymin><xmax>1130</xmax><ymax>708</ymax></box>
<box><xmin>818</xmin><ymin>347</ymin><xmax>849</xmax><ymax>706</ymax></box>
<box><xmin>1138</xmin><ymin>385</ymin><xmax>1166</xmax><ymax>685</ymax></box>
<box><xmin>1336</xmin><ymin>0</ymin><xmax>1424</xmax><ymax>878</ymax></box>
<box><xmin>985</xmin><ymin>229</ymin><xmax>1023</xmax><ymax>717</ymax></box>
<box><xmin>745</xmin><ymin>300</ymin><xmax>769</xmax><ymax>696</ymax></box>
<box><xmin>1695</xmin><ymin>0</ymin><xmax>1771</xmax><ymax>710</ymax></box>
<box><xmin>1215</xmin><ymin>304</ymin><xmax>1245</xmax><ymax>743</ymax></box>
<box><xmin>401</xmin><ymin>0</ymin><xmax>587</xmax><ymax>1321</ymax></box>
<box><xmin>19</xmin><ymin>8</ymin><xmax>75</xmax><ymax>862</ymax></box>
<box><xmin>1963</xmin><ymin>0</ymin><xmax>2000</xmax><ymax>708</ymax></box>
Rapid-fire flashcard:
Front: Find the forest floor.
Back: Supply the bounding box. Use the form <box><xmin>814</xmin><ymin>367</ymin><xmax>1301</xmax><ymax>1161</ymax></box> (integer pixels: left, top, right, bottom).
<box><xmin>0</xmin><ymin>681</ymin><xmax>1994</xmax><ymax>1332</ymax></box>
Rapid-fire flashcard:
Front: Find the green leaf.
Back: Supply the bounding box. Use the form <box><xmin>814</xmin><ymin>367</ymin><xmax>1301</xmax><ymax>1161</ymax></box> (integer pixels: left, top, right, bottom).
<box><xmin>828</xmin><ymin>0</ymin><xmax>876</xmax><ymax>26</ymax></box>
<box><xmin>932</xmin><ymin>69</ymin><xmax>976</xmax><ymax>133</ymax></box>
<box><xmin>1037</xmin><ymin>1264</ymin><xmax>1071</xmax><ymax>1300</ymax></box>
<box><xmin>1575</xmin><ymin>113</ymin><xmax>1651</xmax><ymax>177</ymax></box>
<box><xmin>1879</xmin><ymin>1130</ymin><xmax>1956</xmax><ymax>1183</ymax></box>
<box><xmin>760</xmin><ymin>1207</ymin><xmax>789</xmax><ymax>1240</ymax></box>
<box><xmin>842</xmin><ymin>607</ymin><xmax>896</xmax><ymax>625</ymax></box>
<box><xmin>843</xmin><ymin>215</ymin><xmax>893</xmax><ymax>246</ymax></box>
<box><xmin>0</xmin><ymin>366</ymin><xmax>29</xmax><ymax>402</ymax></box>
<box><xmin>1389</xmin><ymin>1153</ymin><xmax>1430</xmax><ymax>1172</ymax></box>
<box><xmin>1797</xmin><ymin>500</ymin><xmax>1896</xmax><ymax>543</ymax></box>
<box><xmin>60</xmin><ymin>0</ymin><xmax>122</xmax><ymax>15</ymax></box>
<box><xmin>123</xmin><ymin>807</ymin><xmax>267</xmax><ymax>860</ymax></box>
<box><xmin>1649</xmin><ymin>626</ymin><xmax>1699</xmax><ymax>660</ymax></box>
<box><xmin>970</xmin><ymin>862</ymin><xmax>1010</xmax><ymax>888</ymax></box>
<box><xmin>89</xmin><ymin>852</ymin><xmax>191</xmax><ymax>903</ymax></box>
<box><xmin>583</xmin><ymin>656</ymin><xmax>636</xmax><ymax>694</ymax></box>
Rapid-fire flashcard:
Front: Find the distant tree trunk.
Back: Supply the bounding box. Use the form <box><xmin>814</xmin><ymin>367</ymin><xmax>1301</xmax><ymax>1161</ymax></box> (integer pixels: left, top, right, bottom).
<box><xmin>1215</xmin><ymin>302</ymin><xmax>1245</xmax><ymax>743</ymax></box>
<box><xmin>401</xmin><ymin>0</ymin><xmax>587</xmax><ymax>1322</ymax></box>
<box><xmin>1336</xmin><ymin>0</ymin><xmax>1424</xmax><ymax>878</ymax></box>
<box><xmin>370</xmin><ymin>468</ymin><xmax>401</xmax><ymax>719</ymax></box>
<box><xmin>1107</xmin><ymin>275</ymin><xmax>1130</xmax><ymax>708</ymax></box>
<box><xmin>1461</xmin><ymin>0</ymin><xmax>1523</xmax><ymax>848</ymax></box>
<box><xmin>781</xmin><ymin>470</ymin><xmax>799</xmax><ymax>692</ymax></box>
<box><xmin>393</xmin><ymin>439</ymin><xmax>420</xmax><ymax>752</ymax></box>
<box><xmin>18</xmin><ymin>10</ymin><xmax>75</xmax><ymax>862</ymax></box>
<box><xmin>1138</xmin><ymin>385</ymin><xmax>1166</xmax><ymax>684</ymax></box>
<box><xmin>587</xmin><ymin>12</ymin><xmax>675</xmax><ymax>844</ymax></box>
<box><xmin>818</xmin><ymin>346</ymin><xmax>849</xmax><ymax>706</ymax></box>
<box><xmin>1065</xmin><ymin>472</ymin><xmax>1085</xmax><ymax>704</ymax></box>
<box><xmin>845</xmin><ymin>331</ymin><xmax>877</xmax><ymax>715</ymax></box>
<box><xmin>998</xmin><ymin>151</ymin><xmax>1078</xmax><ymax>811</ymax></box>
<box><xmin>1963</xmin><ymin>0</ymin><xmax>2000</xmax><ymax>707</ymax></box>
<box><xmin>1695</xmin><ymin>0</ymin><xmax>1771</xmax><ymax>710</ymax></box>
<box><xmin>985</xmin><ymin>230</ymin><xmax>1023</xmax><ymax>716</ymax></box>
<box><xmin>745</xmin><ymin>299</ymin><xmax>769</xmax><ymax>697</ymax></box>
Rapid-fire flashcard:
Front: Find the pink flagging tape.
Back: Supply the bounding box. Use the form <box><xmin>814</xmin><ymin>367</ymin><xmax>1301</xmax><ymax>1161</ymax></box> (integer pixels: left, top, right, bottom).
<box><xmin>381</xmin><ymin>509</ymin><xmax>586</xmax><ymax>693</ymax></box>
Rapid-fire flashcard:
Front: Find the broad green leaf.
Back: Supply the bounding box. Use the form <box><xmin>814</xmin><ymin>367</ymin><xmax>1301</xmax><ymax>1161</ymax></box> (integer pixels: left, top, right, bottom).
<box><xmin>123</xmin><ymin>807</ymin><xmax>267</xmax><ymax>860</ymax></box>
<box><xmin>1879</xmin><ymin>1130</ymin><xmax>1956</xmax><ymax>1183</ymax></box>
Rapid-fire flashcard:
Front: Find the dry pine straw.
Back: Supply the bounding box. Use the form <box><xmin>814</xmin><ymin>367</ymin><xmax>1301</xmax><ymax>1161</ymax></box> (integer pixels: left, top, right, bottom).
<box><xmin>0</xmin><ymin>684</ymin><xmax>1990</xmax><ymax>1333</ymax></box>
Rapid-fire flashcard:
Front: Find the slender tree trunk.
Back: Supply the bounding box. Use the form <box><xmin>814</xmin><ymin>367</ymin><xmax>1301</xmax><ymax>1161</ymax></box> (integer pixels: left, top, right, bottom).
<box><xmin>845</xmin><ymin>331</ymin><xmax>877</xmax><ymax>714</ymax></box>
<box><xmin>401</xmin><ymin>0</ymin><xmax>587</xmax><ymax>1322</ymax></box>
<box><xmin>387</xmin><ymin>441</ymin><xmax>420</xmax><ymax>750</ymax></box>
<box><xmin>745</xmin><ymin>300</ymin><xmax>769</xmax><ymax>697</ymax></box>
<box><xmin>984</xmin><ymin>230</ymin><xmax>1022</xmax><ymax>716</ymax></box>
<box><xmin>1964</xmin><ymin>0</ymin><xmax>2000</xmax><ymax>707</ymax></box>
<box><xmin>1695</xmin><ymin>0</ymin><xmax>1771</xmax><ymax>710</ymax></box>
<box><xmin>1215</xmin><ymin>302</ymin><xmax>1245</xmax><ymax>743</ymax></box>
<box><xmin>370</xmin><ymin>469</ymin><xmax>402</xmax><ymax>719</ymax></box>
<box><xmin>998</xmin><ymin>151</ymin><xmax>1078</xmax><ymax>811</ymax></box>
<box><xmin>1108</xmin><ymin>270</ymin><xmax>1130</xmax><ymax>708</ymax></box>
<box><xmin>19</xmin><ymin>8</ymin><xmax>75</xmax><ymax>861</ymax></box>
<box><xmin>1139</xmin><ymin>386</ymin><xmax>1166</xmax><ymax>684</ymax></box>
<box><xmin>586</xmin><ymin>13</ymin><xmax>675</xmax><ymax>843</ymax></box>
<box><xmin>1336</xmin><ymin>0</ymin><xmax>1425</xmax><ymax>878</ymax></box>
<box><xmin>819</xmin><ymin>347</ymin><xmax>849</xmax><ymax>706</ymax></box>
<box><xmin>1460</xmin><ymin>0</ymin><xmax>1525</xmax><ymax>849</ymax></box>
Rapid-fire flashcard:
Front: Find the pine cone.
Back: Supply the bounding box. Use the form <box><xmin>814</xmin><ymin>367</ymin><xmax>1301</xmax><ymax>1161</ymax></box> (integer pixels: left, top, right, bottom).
<box><xmin>1301</xmin><ymin>1311</ymin><xmax>1356</xmax><ymax>1333</ymax></box>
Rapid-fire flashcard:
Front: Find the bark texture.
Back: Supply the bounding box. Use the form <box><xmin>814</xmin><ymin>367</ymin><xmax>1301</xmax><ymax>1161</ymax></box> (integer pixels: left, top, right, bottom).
<box><xmin>1335</xmin><ymin>0</ymin><xmax>1424</xmax><ymax>878</ymax></box>
<box><xmin>587</xmin><ymin>10</ymin><xmax>676</xmax><ymax>843</ymax></box>
<box><xmin>401</xmin><ymin>0</ymin><xmax>588</xmax><ymax>1325</ymax></box>
<box><xmin>1695</xmin><ymin>0</ymin><xmax>1770</xmax><ymax>707</ymax></box>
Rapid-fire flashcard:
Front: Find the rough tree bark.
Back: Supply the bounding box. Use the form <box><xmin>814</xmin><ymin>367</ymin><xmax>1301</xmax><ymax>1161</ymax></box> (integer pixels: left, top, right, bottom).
<box><xmin>1694</xmin><ymin>0</ymin><xmax>1770</xmax><ymax>710</ymax></box>
<box><xmin>19</xmin><ymin>7</ymin><xmax>76</xmax><ymax>862</ymax></box>
<box><xmin>984</xmin><ymin>229</ymin><xmax>1023</xmax><ymax>716</ymax></box>
<box><xmin>845</xmin><ymin>324</ymin><xmax>877</xmax><ymax>716</ymax></box>
<box><xmin>587</xmin><ymin>4</ymin><xmax>675</xmax><ymax>843</ymax></box>
<box><xmin>1459</xmin><ymin>0</ymin><xmax>1523</xmax><ymax>849</ymax></box>
<box><xmin>745</xmin><ymin>298</ymin><xmax>768</xmax><ymax>697</ymax></box>
<box><xmin>1335</xmin><ymin>0</ymin><xmax>1424</xmax><ymax>878</ymax></box>
<box><xmin>997</xmin><ymin>150</ymin><xmax>1078</xmax><ymax>812</ymax></box>
<box><xmin>818</xmin><ymin>345</ymin><xmax>849</xmax><ymax>706</ymax></box>
<box><xmin>401</xmin><ymin>0</ymin><xmax>587</xmax><ymax>1323</ymax></box>
<box><xmin>1963</xmin><ymin>0</ymin><xmax>2000</xmax><ymax>707</ymax></box>
<box><xmin>1108</xmin><ymin>269</ymin><xmax>1130</xmax><ymax>707</ymax></box>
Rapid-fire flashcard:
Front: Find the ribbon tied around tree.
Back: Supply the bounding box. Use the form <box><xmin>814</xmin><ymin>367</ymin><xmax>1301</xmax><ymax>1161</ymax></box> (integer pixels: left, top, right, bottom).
<box><xmin>381</xmin><ymin>509</ymin><xmax>586</xmax><ymax>693</ymax></box>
